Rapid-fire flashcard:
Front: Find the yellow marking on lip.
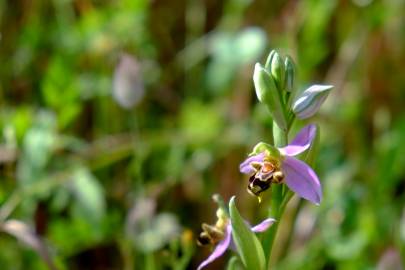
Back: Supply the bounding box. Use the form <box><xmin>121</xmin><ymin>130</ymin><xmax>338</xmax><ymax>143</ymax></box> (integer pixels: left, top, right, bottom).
<box><xmin>261</xmin><ymin>162</ymin><xmax>275</xmax><ymax>173</ymax></box>
<box><xmin>263</xmin><ymin>156</ymin><xmax>281</xmax><ymax>167</ymax></box>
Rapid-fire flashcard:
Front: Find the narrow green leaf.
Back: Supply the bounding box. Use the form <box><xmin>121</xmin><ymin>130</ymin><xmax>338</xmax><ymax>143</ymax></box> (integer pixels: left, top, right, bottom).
<box><xmin>229</xmin><ymin>197</ymin><xmax>266</xmax><ymax>270</ymax></box>
<box><xmin>226</xmin><ymin>256</ymin><xmax>245</xmax><ymax>270</ymax></box>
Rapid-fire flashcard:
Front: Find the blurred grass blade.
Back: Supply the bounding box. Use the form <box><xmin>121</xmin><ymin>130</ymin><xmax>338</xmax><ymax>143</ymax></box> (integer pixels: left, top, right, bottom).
<box><xmin>229</xmin><ymin>197</ymin><xmax>265</xmax><ymax>270</ymax></box>
<box><xmin>1</xmin><ymin>219</ymin><xmax>59</xmax><ymax>270</ymax></box>
<box><xmin>71</xmin><ymin>168</ymin><xmax>105</xmax><ymax>222</ymax></box>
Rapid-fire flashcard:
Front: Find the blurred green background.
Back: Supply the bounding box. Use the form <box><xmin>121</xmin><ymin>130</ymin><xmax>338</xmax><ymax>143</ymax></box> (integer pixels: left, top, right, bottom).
<box><xmin>0</xmin><ymin>0</ymin><xmax>404</xmax><ymax>269</ymax></box>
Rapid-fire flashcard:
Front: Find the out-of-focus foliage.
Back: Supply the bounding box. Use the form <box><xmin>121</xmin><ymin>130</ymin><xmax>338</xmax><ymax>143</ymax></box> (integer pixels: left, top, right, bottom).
<box><xmin>0</xmin><ymin>0</ymin><xmax>404</xmax><ymax>269</ymax></box>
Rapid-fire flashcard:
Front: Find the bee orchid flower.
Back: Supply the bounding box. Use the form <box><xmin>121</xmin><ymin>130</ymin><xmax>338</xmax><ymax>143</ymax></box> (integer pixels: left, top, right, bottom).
<box><xmin>240</xmin><ymin>124</ymin><xmax>322</xmax><ymax>205</ymax></box>
<box><xmin>197</xmin><ymin>208</ymin><xmax>275</xmax><ymax>270</ymax></box>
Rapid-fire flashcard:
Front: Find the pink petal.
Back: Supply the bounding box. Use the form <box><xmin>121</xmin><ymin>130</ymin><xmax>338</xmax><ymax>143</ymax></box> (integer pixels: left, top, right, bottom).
<box><xmin>251</xmin><ymin>218</ymin><xmax>276</xmax><ymax>232</ymax></box>
<box><xmin>239</xmin><ymin>152</ymin><xmax>265</xmax><ymax>175</ymax></box>
<box><xmin>282</xmin><ymin>156</ymin><xmax>322</xmax><ymax>205</ymax></box>
<box><xmin>197</xmin><ymin>224</ymin><xmax>232</xmax><ymax>270</ymax></box>
<box><xmin>279</xmin><ymin>124</ymin><xmax>316</xmax><ymax>156</ymax></box>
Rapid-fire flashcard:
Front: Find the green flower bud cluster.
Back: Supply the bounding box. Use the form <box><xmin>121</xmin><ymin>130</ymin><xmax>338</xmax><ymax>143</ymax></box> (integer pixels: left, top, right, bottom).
<box><xmin>253</xmin><ymin>50</ymin><xmax>333</xmax><ymax>128</ymax></box>
<box><xmin>253</xmin><ymin>50</ymin><xmax>296</xmax><ymax>131</ymax></box>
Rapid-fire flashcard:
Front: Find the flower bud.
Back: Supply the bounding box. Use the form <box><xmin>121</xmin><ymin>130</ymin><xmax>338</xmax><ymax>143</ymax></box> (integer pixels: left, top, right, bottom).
<box><xmin>253</xmin><ymin>63</ymin><xmax>288</xmax><ymax>130</ymax></box>
<box><xmin>284</xmin><ymin>56</ymin><xmax>295</xmax><ymax>92</ymax></box>
<box><xmin>270</xmin><ymin>51</ymin><xmax>285</xmax><ymax>91</ymax></box>
<box><xmin>292</xmin><ymin>84</ymin><xmax>333</xmax><ymax>119</ymax></box>
<box><xmin>264</xmin><ymin>50</ymin><xmax>276</xmax><ymax>71</ymax></box>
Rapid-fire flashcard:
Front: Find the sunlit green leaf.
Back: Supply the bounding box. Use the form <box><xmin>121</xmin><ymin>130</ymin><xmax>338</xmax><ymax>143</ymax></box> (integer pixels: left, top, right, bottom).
<box><xmin>226</xmin><ymin>256</ymin><xmax>245</xmax><ymax>270</ymax></box>
<box><xmin>229</xmin><ymin>197</ymin><xmax>265</xmax><ymax>270</ymax></box>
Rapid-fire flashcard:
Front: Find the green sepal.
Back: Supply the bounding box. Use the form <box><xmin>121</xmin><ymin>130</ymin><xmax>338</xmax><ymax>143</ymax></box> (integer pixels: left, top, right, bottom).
<box><xmin>284</xmin><ymin>56</ymin><xmax>295</xmax><ymax>93</ymax></box>
<box><xmin>270</xmin><ymin>51</ymin><xmax>285</xmax><ymax>91</ymax></box>
<box><xmin>249</xmin><ymin>142</ymin><xmax>281</xmax><ymax>159</ymax></box>
<box><xmin>264</xmin><ymin>50</ymin><xmax>276</xmax><ymax>71</ymax></box>
<box><xmin>253</xmin><ymin>63</ymin><xmax>288</xmax><ymax>130</ymax></box>
<box><xmin>229</xmin><ymin>197</ymin><xmax>266</xmax><ymax>270</ymax></box>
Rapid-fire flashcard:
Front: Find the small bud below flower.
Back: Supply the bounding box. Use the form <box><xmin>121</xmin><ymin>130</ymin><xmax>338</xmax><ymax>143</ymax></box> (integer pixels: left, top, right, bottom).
<box><xmin>292</xmin><ymin>84</ymin><xmax>333</xmax><ymax>119</ymax></box>
<box><xmin>284</xmin><ymin>56</ymin><xmax>295</xmax><ymax>92</ymax></box>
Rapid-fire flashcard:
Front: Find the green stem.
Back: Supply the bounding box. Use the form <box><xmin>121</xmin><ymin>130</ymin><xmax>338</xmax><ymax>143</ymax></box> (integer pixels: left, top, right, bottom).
<box><xmin>262</xmin><ymin>122</ymin><xmax>291</xmax><ymax>268</ymax></box>
<box><xmin>263</xmin><ymin>190</ymin><xmax>293</xmax><ymax>268</ymax></box>
<box><xmin>145</xmin><ymin>252</ymin><xmax>156</xmax><ymax>270</ymax></box>
<box><xmin>272</xmin><ymin>122</ymin><xmax>288</xmax><ymax>147</ymax></box>
<box><xmin>277</xmin><ymin>197</ymin><xmax>301</xmax><ymax>260</ymax></box>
